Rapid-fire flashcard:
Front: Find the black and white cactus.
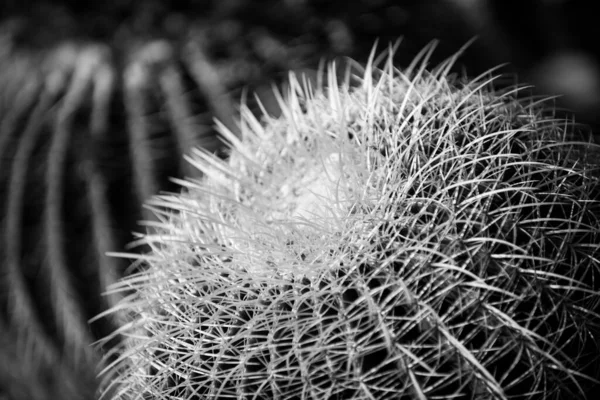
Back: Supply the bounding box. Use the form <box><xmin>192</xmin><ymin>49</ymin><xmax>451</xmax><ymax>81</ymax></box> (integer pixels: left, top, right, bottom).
<box><xmin>100</xmin><ymin>44</ymin><xmax>600</xmax><ymax>400</ymax></box>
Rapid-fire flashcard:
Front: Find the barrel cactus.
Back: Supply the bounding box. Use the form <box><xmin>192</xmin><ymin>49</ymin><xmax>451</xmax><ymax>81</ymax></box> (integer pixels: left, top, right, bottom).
<box><xmin>99</xmin><ymin>43</ymin><xmax>600</xmax><ymax>399</ymax></box>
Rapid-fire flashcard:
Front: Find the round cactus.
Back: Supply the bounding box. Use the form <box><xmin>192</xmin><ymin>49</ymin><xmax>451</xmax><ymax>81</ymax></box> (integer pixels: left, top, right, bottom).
<box><xmin>99</xmin><ymin>43</ymin><xmax>600</xmax><ymax>399</ymax></box>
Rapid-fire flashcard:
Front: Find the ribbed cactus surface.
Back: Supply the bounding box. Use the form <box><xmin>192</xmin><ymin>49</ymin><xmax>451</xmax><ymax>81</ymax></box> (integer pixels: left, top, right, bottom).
<box><xmin>101</xmin><ymin>45</ymin><xmax>600</xmax><ymax>400</ymax></box>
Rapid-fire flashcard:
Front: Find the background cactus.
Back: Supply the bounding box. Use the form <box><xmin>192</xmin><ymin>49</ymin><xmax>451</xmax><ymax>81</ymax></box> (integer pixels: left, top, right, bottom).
<box><xmin>102</xmin><ymin>44</ymin><xmax>599</xmax><ymax>399</ymax></box>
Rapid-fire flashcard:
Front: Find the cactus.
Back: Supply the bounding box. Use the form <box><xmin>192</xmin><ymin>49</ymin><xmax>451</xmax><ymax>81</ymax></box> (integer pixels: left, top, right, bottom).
<box><xmin>99</xmin><ymin>43</ymin><xmax>600</xmax><ymax>399</ymax></box>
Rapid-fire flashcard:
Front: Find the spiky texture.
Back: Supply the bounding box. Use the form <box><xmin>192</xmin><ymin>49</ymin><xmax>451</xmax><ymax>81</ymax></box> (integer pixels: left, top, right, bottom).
<box><xmin>0</xmin><ymin>16</ymin><xmax>332</xmax><ymax>398</ymax></box>
<box><xmin>100</xmin><ymin>44</ymin><xmax>600</xmax><ymax>400</ymax></box>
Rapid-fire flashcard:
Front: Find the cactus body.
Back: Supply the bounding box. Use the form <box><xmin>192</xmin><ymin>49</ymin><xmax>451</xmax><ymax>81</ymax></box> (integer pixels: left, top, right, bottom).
<box><xmin>101</xmin><ymin>44</ymin><xmax>600</xmax><ymax>399</ymax></box>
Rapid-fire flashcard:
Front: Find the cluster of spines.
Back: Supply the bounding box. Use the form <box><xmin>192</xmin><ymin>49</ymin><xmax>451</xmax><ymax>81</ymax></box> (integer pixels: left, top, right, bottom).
<box><xmin>99</xmin><ymin>43</ymin><xmax>600</xmax><ymax>400</ymax></box>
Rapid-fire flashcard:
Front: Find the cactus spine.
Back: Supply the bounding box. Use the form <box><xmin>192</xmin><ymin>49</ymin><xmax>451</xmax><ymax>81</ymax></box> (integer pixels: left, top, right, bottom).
<box><xmin>99</xmin><ymin>43</ymin><xmax>600</xmax><ymax>400</ymax></box>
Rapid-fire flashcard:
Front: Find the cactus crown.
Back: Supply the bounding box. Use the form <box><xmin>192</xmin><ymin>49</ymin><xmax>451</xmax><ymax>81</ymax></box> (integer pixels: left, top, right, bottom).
<box><xmin>99</xmin><ymin>42</ymin><xmax>600</xmax><ymax>399</ymax></box>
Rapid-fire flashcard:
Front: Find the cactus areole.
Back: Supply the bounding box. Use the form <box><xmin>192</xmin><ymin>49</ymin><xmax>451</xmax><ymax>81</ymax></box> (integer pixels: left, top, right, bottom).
<box><xmin>99</xmin><ymin>43</ymin><xmax>600</xmax><ymax>400</ymax></box>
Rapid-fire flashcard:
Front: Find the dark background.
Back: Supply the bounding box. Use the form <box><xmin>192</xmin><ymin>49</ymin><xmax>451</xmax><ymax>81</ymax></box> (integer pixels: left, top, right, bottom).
<box><xmin>2</xmin><ymin>0</ymin><xmax>599</xmax><ymax>130</ymax></box>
